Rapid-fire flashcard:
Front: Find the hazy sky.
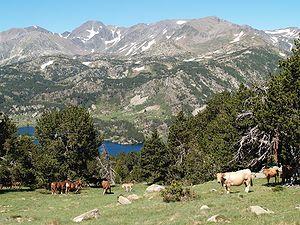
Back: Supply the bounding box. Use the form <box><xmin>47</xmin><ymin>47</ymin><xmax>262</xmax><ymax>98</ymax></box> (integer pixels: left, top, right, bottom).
<box><xmin>1</xmin><ymin>0</ymin><xmax>299</xmax><ymax>32</ymax></box>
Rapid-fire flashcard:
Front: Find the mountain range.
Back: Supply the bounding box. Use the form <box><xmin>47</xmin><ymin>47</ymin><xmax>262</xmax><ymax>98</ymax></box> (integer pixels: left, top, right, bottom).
<box><xmin>0</xmin><ymin>16</ymin><xmax>299</xmax><ymax>64</ymax></box>
<box><xmin>0</xmin><ymin>17</ymin><xmax>299</xmax><ymax>143</ymax></box>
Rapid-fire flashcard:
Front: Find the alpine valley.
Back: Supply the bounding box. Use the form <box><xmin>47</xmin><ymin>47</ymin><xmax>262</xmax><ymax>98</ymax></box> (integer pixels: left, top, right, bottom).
<box><xmin>0</xmin><ymin>16</ymin><xmax>299</xmax><ymax>143</ymax></box>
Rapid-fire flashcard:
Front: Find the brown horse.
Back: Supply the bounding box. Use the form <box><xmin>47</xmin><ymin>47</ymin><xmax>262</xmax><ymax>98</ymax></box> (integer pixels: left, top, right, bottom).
<box><xmin>65</xmin><ymin>180</ymin><xmax>82</xmax><ymax>194</ymax></box>
<box><xmin>263</xmin><ymin>167</ymin><xmax>279</xmax><ymax>184</ymax></box>
<box><xmin>101</xmin><ymin>180</ymin><xmax>111</xmax><ymax>195</ymax></box>
<box><xmin>50</xmin><ymin>181</ymin><xmax>66</xmax><ymax>194</ymax></box>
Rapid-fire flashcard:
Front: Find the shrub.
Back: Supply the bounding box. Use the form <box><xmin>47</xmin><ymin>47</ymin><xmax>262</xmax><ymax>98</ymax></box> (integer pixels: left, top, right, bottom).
<box><xmin>161</xmin><ymin>181</ymin><xmax>196</xmax><ymax>203</ymax></box>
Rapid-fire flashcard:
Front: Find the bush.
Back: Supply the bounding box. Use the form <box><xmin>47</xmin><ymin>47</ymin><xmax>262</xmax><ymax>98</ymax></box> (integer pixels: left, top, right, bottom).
<box><xmin>161</xmin><ymin>181</ymin><xmax>196</xmax><ymax>203</ymax></box>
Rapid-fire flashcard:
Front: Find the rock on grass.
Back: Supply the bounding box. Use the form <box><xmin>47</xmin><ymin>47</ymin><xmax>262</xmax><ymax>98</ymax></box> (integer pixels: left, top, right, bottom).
<box><xmin>73</xmin><ymin>208</ymin><xmax>100</xmax><ymax>222</ymax></box>
<box><xmin>145</xmin><ymin>184</ymin><xmax>165</xmax><ymax>193</ymax></box>
<box><xmin>200</xmin><ymin>205</ymin><xmax>210</xmax><ymax>210</ymax></box>
<box><xmin>118</xmin><ymin>196</ymin><xmax>132</xmax><ymax>205</ymax></box>
<box><xmin>249</xmin><ymin>206</ymin><xmax>274</xmax><ymax>215</ymax></box>
<box><xmin>207</xmin><ymin>214</ymin><xmax>229</xmax><ymax>223</ymax></box>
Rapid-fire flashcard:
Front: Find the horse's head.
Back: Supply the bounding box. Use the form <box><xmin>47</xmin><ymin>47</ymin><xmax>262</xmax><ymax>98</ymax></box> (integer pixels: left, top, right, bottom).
<box><xmin>216</xmin><ymin>173</ymin><xmax>225</xmax><ymax>184</ymax></box>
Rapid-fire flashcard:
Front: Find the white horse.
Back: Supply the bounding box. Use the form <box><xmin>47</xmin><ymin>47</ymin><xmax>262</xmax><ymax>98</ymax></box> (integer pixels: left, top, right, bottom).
<box><xmin>217</xmin><ymin>169</ymin><xmax>253</xmax><ymax>194</ymax></box>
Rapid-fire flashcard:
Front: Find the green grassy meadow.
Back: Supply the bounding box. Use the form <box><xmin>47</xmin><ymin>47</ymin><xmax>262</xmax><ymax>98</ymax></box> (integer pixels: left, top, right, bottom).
<box><xmin>0</xmin><ymin>179</ymin><xmax>299</xmax><ymax>225</ymax></box>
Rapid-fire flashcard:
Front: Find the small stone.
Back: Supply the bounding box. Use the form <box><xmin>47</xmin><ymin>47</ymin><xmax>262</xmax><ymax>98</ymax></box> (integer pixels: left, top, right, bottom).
<box><xmin>207</xmin><ymin>214</ymin><xmax>229</xmax><ymax>223</ymax></box>
<box><xmin>118</xmin><ymin>196</ymin><xmax>132</xmax><ymax>205</ymax></box>
<box><xmin>73</xmin><ymin>208</ymin><xmax>100</xmax><ymax>222</ymax></box>
<box><xmin>210</xmin><ymin>189</ymin><xmax>217</xmax><ymax>192</ymax></box>
<box><xmin>249</xmin><ymin>206</ymin><xmax>274</xmax><ymax>215</ymax></box>
<box><xmin>200</xmin><ymin>205</ymin><xmax>210</xmax><ymax>210</ymax></box>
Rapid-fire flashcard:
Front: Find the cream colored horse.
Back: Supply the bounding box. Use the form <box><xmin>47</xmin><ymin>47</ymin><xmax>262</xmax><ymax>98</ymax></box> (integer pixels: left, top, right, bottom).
<box><xmin>217</xmin><ymin>169</ymin><xmax>253</xmax><ymax>194</ymax></box>
<box><xmin>122</xmin><ymin>183</ymin><xmax>133</xmax><ymax>192</ymax></box>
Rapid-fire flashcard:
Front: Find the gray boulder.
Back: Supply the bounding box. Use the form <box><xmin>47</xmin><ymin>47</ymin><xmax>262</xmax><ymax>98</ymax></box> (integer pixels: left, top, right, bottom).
<box><xmin>118</xmin><ymin>196</ymin><xmax>132</xmax><ymax>205</ymax></box>
<box><xmin>145</xmin><ymin>184</ymin><xmax>165</xmax><ymax>193</ymax></box>
<box><xmin>249</xmin><ymin>206</ymin><xmax>274</xmax><ymax>215</ymax></box>
<box><xmin>73</xmin><ymin>208</ymin><xmax>100</xmax><ymax>222</ymax></box>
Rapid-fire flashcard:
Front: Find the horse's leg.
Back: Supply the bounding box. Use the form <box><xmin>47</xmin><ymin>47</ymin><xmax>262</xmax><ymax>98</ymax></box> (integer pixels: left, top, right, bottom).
<box><xmin>245</xmin><ymin>180</ymin><xmax>250</xmax><ymax>193</ymax></box>
<box><xmin>103</xmin><ymin>188</ymin><xmax>106</xmax><ymax>195</ymax></box>
<box><xmin>225</xmin><ymin>184</ymin><xmax>230</xmax><ymax>194</ymax></box>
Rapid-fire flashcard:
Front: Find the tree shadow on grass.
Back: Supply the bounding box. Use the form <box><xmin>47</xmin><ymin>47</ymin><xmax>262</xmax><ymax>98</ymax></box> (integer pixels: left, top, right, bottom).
<box><xmin>0</xmin><ymin>188</ymin><xmax>34</xmax><ymax>194</ymax></box>
<box><xmin>261</xmin><ymin>183</ymin><xmax>281</xmax><ymax>187</ymax></box>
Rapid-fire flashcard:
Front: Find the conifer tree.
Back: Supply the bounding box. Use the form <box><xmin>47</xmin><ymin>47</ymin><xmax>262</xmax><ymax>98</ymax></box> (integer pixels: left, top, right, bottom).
<box><xmin>140</xmin><ymin>130</ymin><xmax>169</xmax><ymax>184</ymax></box>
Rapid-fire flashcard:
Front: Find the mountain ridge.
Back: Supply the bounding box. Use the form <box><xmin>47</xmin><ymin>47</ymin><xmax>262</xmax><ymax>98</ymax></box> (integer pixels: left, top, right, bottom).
<box><xmin>0</xmin><ymin>16</ymin><xmax>299</xmax><ymax>65</ymax></box>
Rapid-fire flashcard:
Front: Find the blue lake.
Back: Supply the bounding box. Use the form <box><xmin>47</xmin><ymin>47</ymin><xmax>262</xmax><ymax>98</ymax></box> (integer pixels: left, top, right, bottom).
<box><xmin>18</xmin><ymin>126</ymin><xmax>143</xmax><ymax>156</ymax></box>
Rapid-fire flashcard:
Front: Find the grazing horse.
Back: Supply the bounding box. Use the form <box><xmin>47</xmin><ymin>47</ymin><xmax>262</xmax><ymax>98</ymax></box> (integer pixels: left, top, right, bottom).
<box><xmin>12</xmin><ymin>181</ymin><xmax>21</xmax><ymax>189</ymax></box>
<box><xmin>263</xmin><ymin>167</ymin><xmax>279</xmax><ymax>184</ymax></box>
<box><xmin>217</xmin><ymin>169</ymin><xmax>253</xmax><ymax>194</ymax></box>
<box><xmin>50</xmin><ymin>181</ymin><xmax>66</xmax><ymax>194</ymax></box>
<box><xmin>101</xmin><ymin>180</ymin><xmax>111</xmax><ymax>195</ymax></box>
<box><xmin>65</xmin><ymin>180</ymin><xmax>82</xmax><ymax>194</ymax></box>
<box><xmin>281</xmin><ymin>165</ymin><xmax>297</xmax><ymax>184</ymax></box>
<box><xmin>0</xmin><ymin>181</ymin><xmax>12</xmax><ymax>189</ymax></box>
<box><xmin>122</xmin><ymin>183</ymin><xmax>133</xmax><ymax>192</ymax></box>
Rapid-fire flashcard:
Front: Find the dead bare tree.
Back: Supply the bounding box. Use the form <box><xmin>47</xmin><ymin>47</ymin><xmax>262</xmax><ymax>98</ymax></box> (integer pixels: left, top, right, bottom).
<box><xmin>96</xmin><ymin>144</ymin><xmax>117</xmax><ymax>185</ymax></box>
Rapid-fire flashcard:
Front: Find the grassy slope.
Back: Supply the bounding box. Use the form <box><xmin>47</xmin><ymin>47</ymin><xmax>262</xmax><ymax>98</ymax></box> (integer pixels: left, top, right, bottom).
<box><xmin>0</xmin><ymin>179</ymin><xmax>299</xmax><ymax>225</ymax></box>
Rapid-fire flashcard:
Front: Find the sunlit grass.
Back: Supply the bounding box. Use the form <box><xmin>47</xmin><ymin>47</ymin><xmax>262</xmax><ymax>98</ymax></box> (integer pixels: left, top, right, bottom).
<box><xmin>0</xmin><ymin>179</ymin><xmax>299</xmax><ymax>225</ymax></box>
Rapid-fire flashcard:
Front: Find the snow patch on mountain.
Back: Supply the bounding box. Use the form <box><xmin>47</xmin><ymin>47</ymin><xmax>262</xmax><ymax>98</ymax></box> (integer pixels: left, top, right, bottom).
<box><xmin>230</xmin><ymin>31</ymin><xmax>244</xmax><ymax>43</ymax></box>
<box><xmin>265</xmin><ymin>28</ymin><xmax>298</xmax><ymax>38</ymax></box>
<box><xmin>176</xmin><ymin>20</ymin><xmax>187</xmax><ymax>25</ymax></box>
<box><xmin>82</xmin><ymin>61</ymin><xmax>91</xmax><ymax>66</ymax></box>
<box><xmin>86</xmin><ymin>27</ymin><xmax>100</xmax><ymax>40</ymax></box>
<box><xmin>175</xmin><ymin>36</ymin><xmax>184</xmax><ymax>41</ymax></box>
<box><xmin>133</xmin><ymin>66</ymin><xmax>145</xmax><ymax>72</ymax></box>
<box><xmin>118</xmin><ymin>44</ymin><xmax>129</xmax><ymax>53</ymax></box>
<box><xmin>270</xmin><ymin>36</ymin><xmax>278</xmax><ymax>43</ymax></box>
<box><xmin>183</xmin><ymin>58</ymin><xmax>195</xmax><ymax>62</ymax></box>
<box><xmin>126</xmin><ymin>43</ymin><xmax>138</xmax><ymax>56</ymax></box>
<box><xmin>141</xmin><ymin>39</ymin><xmax>156</xmax><ymax>52</ymax></box>
<box><xmin>40</xmin><ymin>60</ymin><xmax>54</xmax><ymax>70</ymax></box>
<box><xmin>279</xmin><ymin>52</ymin><xmax>286</xmax><ymax>57</ymax></box>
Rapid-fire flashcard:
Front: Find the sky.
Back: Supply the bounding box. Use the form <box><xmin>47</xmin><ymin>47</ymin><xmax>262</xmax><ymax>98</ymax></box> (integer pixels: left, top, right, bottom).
<box><xmin>0</xmin><ymin>0</ymin><xmax>299</xmax><ymax>33</ymax></box>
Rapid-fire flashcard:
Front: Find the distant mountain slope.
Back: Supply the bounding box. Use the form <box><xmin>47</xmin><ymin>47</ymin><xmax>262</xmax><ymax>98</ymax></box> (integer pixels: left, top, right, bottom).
<box><xmin>0</xmin><ymin>47</ymin><xmax>281</xmax><ymax>142</ymax></box>
<box><xmin>0</xmin><ymin>17</ymin><xmax>298</xmax><ymax>64</ymax></box>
